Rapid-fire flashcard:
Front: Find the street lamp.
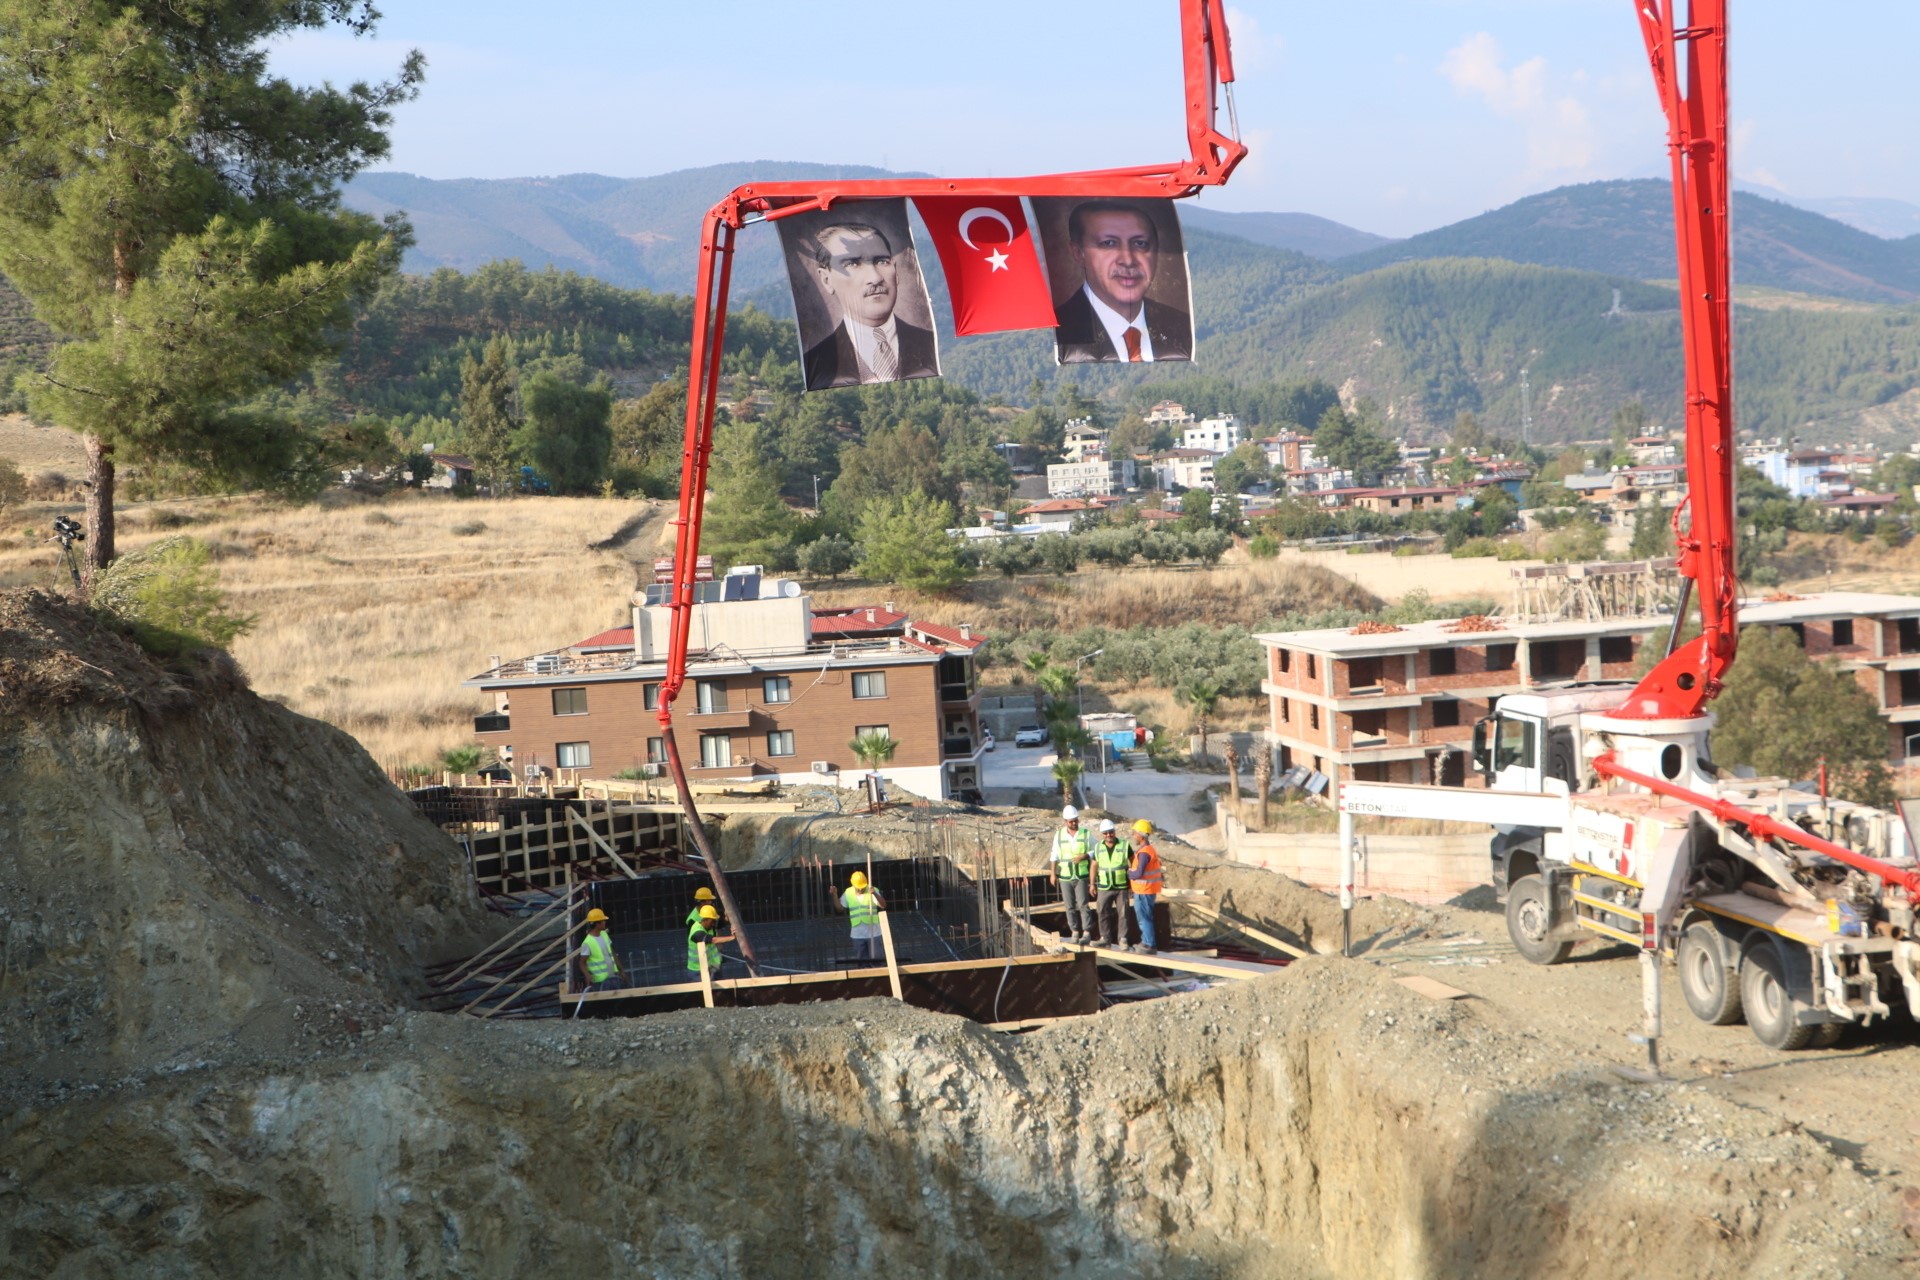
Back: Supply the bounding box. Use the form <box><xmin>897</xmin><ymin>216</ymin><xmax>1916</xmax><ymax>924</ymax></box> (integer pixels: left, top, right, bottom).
<box><xmin>811</xmin><ymin>474</ymin><xmax>822</xmax><ymax>510</ymax></box>
<box><xmin>1073</xmin><ymin>649</ymin><xmax>1104</xmax><ymax>719</ymax></box>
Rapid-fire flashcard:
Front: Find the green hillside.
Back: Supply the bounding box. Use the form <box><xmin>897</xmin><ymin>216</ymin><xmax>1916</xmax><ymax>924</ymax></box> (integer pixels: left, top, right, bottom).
<box><xmin>0</xmin><ymin>276</ymin><xmax>55</xmax><ymax>414</ymax></box>
<box><xmin>1338</xmin><ymin>180</ymin><xmax>1920</xmax><ymax>304</ymax></box>
<box><xmin>1179</xmin><ymin>206</ymin><xmax>1395</xmax><ymax>260</ymax></box>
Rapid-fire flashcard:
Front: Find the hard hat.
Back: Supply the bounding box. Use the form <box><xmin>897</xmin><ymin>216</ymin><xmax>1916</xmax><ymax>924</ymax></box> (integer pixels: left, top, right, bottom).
<box><xmin>584</xmin><ymin>908</ymin><xmax>609</xmax><ymax>923</ymax></box>
<box><xmin>850</xmin><ymin>871</ymin><xmax>869</xmax><ymax>889</ymax></box>
<box><xmin>1098</xmin><ymin>819</ymin><xmax>1116</xmax><ymax>833</ymax></box>
<box><xmin>694</xmin><ymin>887</ymin><xmax>716</xmax><ymax>901</ymax></box>
<box><xmin>698</xmin><ymin>905</ymin><xmax>719</xmax><ymax>921</ymax></box>
<box><xmin>1061</xmin><ymin>805</ymin><xmax>1080</xmax><ymax>821</ymax></box>
<box><xmin>1133</xmin><ymin>819</ymin><xmax>1154</xmax><ymax>835</ymax></box>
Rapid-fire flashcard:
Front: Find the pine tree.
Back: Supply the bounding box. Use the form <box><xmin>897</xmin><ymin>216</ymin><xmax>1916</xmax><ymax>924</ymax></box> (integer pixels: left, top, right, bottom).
<box><xmin>703</xmin><ymin>422</ymin><xmax>797</xmax><ymax>570</ymax></box>
<box><xmin>459</xmin><ymin>338</ymin><xmax>520</xmax><ymax>495</ymax></box>
<box><xmin>0</xmin><ymin>1</ymin><xmax>421</xmax><ymax>570</ymax></box>
<box><xmin>856</xmin><ymin>491</ymin><xmax>968</xmax><ymax>592</ymax></box>
<box><xmin>517</xmin><ymin>372</ymin><xmax>611</xmax><ymax>493</ymax></box>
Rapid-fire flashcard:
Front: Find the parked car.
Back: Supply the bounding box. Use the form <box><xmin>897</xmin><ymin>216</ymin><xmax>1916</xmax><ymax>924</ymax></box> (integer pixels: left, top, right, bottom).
<box><xmin>981</xmin><ymin>727</ymin><xmax>996</xmax><ymax>752</ymax></box>
<box><xmin>1014</xmin><ymin>725</ymin><xmax>1047</xmax><ymax>747</ymax></box>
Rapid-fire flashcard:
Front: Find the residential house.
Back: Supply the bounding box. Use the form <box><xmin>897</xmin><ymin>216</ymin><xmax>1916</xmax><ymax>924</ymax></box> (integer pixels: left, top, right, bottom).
<box><xmin>1346</xmin><ymin>486</ymin><xmax>1462</xmax><ymax>516</ymax></box>
<box><xmin>1061</xmin><ymin>420</ymin><xmax>1107</xmax><ymax>463</ymax></box>
<box><xmin>464</xmin><ymin>574</ymin><xmax>988</xmax><ymax>799</ymax></box>
<box><xmin>1144</xmin><ymin>401</ymin><xmax>1196</xmax><ymax>428</ymax></box>
<box><xmin>1015</xmin><ymin>498</ymin><xmax>1100</xmax><ymax>531</ymax></box>
<box><xmin>1151</xmin><ymin>449</ymin><xmax>1217</xmax><ymax>491</ymax></box>
<box><xmin>1047</xmin><ymin>457</ymin><xmax>1137</xmax><ymax>497</ymax></box>
<box><xmin>1180</xmin><ymin>414</ymin><xmax>1242</xmax><ymax>455</ymax></box>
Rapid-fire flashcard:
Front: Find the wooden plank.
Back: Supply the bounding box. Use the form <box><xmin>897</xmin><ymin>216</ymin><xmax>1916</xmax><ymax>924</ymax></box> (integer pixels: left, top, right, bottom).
<box><xmin>1175</xmin><ymin>900</ymin><xmax>1312</xmax><ymax>959</ymax></box>
<box><xmin>435</xmin><ymin>886</ymin><xmax>575</xmax><ymax>990</ymax></box>
<box><xmin>983</xmin><ymin>1015</ymin><xmax>1080</xmax><ymax>1032</ymax></box>
<box><xmin>697</xmin><ymin>945</ymin><xmax>715</xmax><ymax>1008</ymax></box>
<box><xmin>478</xmin><ymin>951</ymin><xmax>572</xmax><ymax>1020</ymax></box>
<box><xmin>566</xmin><ymin>952</ymin><xmax>1081</xmax><ymax>1002</ymax></box>
<box><xmin>570</xmin><ymin>812</ymin><xmax>641</xmax><ymax>879</ymax></box>
<box><xmin>1395</xmin><ymin>975</ymin><xmax>1470</xmax><ymax>1001</ymax></box>
<box><xmin>879</xmin><ymin>911</ymin><xmax>905</xmax><ymax>1002</ymax></box>
<box><xmin>460</xmin><ymin>930</ymin><xmax>570</xmax><ymax>1013</ymax></box>
<box><xmin>1077</xmin><ymin>942</ymin><xmax>1277</xmax><ymax>981</ymax></box>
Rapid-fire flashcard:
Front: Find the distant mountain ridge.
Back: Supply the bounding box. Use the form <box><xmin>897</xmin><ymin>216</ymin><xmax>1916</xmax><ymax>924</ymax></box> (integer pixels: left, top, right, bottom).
<box><xmin>1337</xmin><ymin>179</ymin><xmax>1920</xmax><ymax>304</ymax></box>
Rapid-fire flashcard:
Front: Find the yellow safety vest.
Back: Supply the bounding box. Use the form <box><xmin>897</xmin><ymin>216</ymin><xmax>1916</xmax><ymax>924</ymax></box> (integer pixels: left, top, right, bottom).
<box><xmin>842</xmin><ymin>887</ymin><xmax>880</xmax><ymax>929</ymax></box>
<box><xmin>1095</xmin><ymin>838</ymin><xmax>1133</xmax><ymax>890</ymax></box>
<box><xmin>581</xmin><ymin>930</ymin><xmax>616</xmax><ymax>983</ymax></box>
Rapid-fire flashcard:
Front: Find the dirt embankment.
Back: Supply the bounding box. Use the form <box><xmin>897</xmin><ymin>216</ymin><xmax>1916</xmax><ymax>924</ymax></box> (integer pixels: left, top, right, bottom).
<box><xmin>2</xmin><ymin>587</ymin><xmax>1916</xmax><ymax>1276</ymax></box>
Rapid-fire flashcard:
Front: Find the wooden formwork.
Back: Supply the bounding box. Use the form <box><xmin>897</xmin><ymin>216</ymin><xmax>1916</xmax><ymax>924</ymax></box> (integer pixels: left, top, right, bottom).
<box><xmin>461</xmin><ymin>797</ymin><xmax>684</xmax><ymax>895</ymax></box>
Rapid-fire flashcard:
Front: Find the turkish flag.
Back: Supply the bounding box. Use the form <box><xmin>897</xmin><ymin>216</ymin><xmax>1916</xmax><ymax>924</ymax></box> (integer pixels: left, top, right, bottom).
<box><xmin>914</xmin><ymin>196</ymin><xmax>1057</xmax><ymax>336</ymax></box>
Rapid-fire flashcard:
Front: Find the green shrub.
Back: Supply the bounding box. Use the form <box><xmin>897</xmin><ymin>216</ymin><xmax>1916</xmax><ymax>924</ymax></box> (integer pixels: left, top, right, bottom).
<box><xmin>1451</xmin><ymin>537</ymin><xmax>1497</xmax><ymax>558</ymax></box>
<box><xmin>1247</xmin><ymin>533</ymin><xmax>1279</xmax><ymax>560</ymax></box>
<box><xmin>451</xmin><ymin>519</ymin><xmax>487</xmax><ymax>537</ymax></box>
<box><xmin>92</xmin><ymin>536</ymin><xmax>255</xmax><ymax>655</ymax></box>
<box><xmin>438</xmin><ymin>744</ymin><xmax>486</xmax><ymax>773</ymax></box>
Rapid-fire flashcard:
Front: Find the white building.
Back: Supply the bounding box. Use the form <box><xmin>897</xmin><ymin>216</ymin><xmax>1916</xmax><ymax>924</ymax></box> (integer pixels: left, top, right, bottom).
<box><xmin>1152</xmin><ymin>449</ymin><xmax>1216</xmax><ymax>491</ymax></box>
<box><xmin>1181</xmin><ymin>414</ymin><xmax>1242</xmax><ymax>455</ymax></box>
<box><xmin>1061</xmin><ymin>419</ymin><xmax>1106</xmax><ymax>463</ymax></box>
<box><xmin>1047</xmin><ymin>457</ymin><xmax>1137</xmax><ymax>497</ymax></box>
<box><xmin>1145</xmin><ymin>400</ymin><xmax>1196</xmax><ymax>427</ymax></box>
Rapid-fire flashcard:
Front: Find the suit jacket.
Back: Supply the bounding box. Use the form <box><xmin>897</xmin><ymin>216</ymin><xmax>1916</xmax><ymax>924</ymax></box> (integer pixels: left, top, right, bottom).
<box><xmin>803</xmin><ymin>319</ymin><xmax>939</xmax><ymax>390</ymax></box>
<box><xmin>1053</xmin><ymin>289</ymin><xmax>1192</xmax><ymax>364</ymax></box>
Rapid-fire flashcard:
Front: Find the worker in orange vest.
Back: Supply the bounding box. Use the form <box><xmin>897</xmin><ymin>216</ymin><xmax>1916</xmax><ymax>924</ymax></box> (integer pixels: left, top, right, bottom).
<box><xmin>1128</xmin><ymin>819</ymin><xmax>1164</xmax><ymax>953</ymax></box>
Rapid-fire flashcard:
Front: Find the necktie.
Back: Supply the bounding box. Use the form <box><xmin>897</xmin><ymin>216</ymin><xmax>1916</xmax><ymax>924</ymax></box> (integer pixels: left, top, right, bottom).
<box><xmin>872</xmin><ymin>328</ymin><xmax>898</xmax><ymax>381</ymax></box>
<box><xmin>1123</xmin><ymin>327</ymin><xmax>1143</xmax><ymax>362</ymax></box>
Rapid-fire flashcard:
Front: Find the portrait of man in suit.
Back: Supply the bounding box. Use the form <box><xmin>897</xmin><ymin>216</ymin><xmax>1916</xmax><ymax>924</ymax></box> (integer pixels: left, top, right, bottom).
<box><xmin>1035</xmin><ymin>197</ymin><xmax>1194</xmax><ymax>365</ymax></box>
<box><xmin>779</xmin><ymin>202</ymin><xmax>941</xmax><ymax>392</ymax></box>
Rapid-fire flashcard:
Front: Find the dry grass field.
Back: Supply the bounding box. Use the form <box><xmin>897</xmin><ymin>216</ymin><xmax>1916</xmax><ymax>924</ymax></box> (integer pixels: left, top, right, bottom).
<box><xmin>0</xmin><ymin>413</ymin><xmax>88</xmax><ymax>478</ymax></box>
<box><xmin>0</xmin><ymin>488</ymin><xmax>669</xmax><ymax>768</ymax></box>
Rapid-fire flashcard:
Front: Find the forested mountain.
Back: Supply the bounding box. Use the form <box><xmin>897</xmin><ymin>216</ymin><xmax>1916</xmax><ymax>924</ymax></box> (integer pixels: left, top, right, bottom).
<box><xmin>1338</xmin><ymin>180</ymin><xmax>1920</xmax><ymax>304</ymax></box>
<box><xmin>0</xmin><ymin>277</ymin><xmax>54</xmax><ymax>414</ymax></box>
<box><xmin>1178</xmin><ymin>206</ymin><xmax>1396</xmax><ymax>259</ymax></box>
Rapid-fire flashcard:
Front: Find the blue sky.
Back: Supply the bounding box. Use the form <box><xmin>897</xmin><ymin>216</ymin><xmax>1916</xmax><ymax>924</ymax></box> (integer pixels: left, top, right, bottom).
<box><xmin>269</xmin><ymin>1</ymin><xmax>1920</xmax><ymax>238</ymax></box>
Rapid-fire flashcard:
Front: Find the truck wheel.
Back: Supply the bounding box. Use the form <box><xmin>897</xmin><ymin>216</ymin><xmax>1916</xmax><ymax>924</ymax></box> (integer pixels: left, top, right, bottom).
<box><xmin>1808</xmin><ymin>1021</ymin><xmax>1847</xmax><ymax>1049</ymax></box>
<box><xmin>1740</xmin><ymin>942</ymin><xmax>1816</xmax><ymax>1051</ymax></box>
<box><xmin>1506</xmin><ymin>874</ymin><xmax>1573</xmax><ymax>965</ymax></box>
<box><xmin>1677</xmin><ymin>921</ymin><xmax>1744</xmax><ymax>1025</ymax></box>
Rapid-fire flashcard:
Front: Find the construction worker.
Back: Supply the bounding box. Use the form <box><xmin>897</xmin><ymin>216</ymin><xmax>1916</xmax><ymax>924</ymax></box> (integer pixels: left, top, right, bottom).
<box><xmin>687</xmin><ymin>904</ymin><xmax>726</xmax><ymax>980</ymax></box>
<box><xmin>684</xmin><ymin>885</ymin><xmax>723</xmax><ymax>931</ymax></box>
<box><xmin>1092</xmin><ymin>819</ymin><xmax>1134</xmax><ymax>948</ymax></box>
<box><xmin>576</xmin><ymin>907</ymin><xmax>622</xmax><ymax>995</ymax></box>
<box><xmin>839</xmin><ymin>870</ymin><xmax>886</xmax><ymax>962</ymax></box>
<box><xmin>1048</xmin><ymin>805</ymin><xmax>1097</xmax><ymax>945</ymax></box>
<box><xmin>1128</xmin><ymin>819</ymin><xmax>1164</xmax><ymax>953</ymax></box>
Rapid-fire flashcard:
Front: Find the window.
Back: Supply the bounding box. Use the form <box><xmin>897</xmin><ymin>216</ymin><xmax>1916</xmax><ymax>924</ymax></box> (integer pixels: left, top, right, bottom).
<box><xmin>763</xmin><ymin>675</ymin><xmax>793</xmax><ymax>704</ymax></box>
<box><xmin>556</xmin><ymin>741</ymin><xmax>592</xmax><ymax>768</ymax></box>
<box><xmin>853</xmin><ymin>671</ymin><xmax>888</xmax><ymax>699</ymax></box>
<box><xmin>1902</xmin><ymin>670</ymin><xmax>1920</xmax><ymax>707</ymax></box>
<box><xmin>643</xmin><ymin>683</ymin><xmax>661</xmax><ymax>711</ymax></box>
<box><xmin>552</xmin><ymin>687</ymin><xmax>588</xmax><ymax>716</ymax></box>
<box><xmin>696</xmin><ymin>680</ymin><xmax>728</xmax><ymax>713</ymax></box>
<box><xmin>1485</xmin><ymin>643</ymin><xmax>1516</xmax><ymax>672</ymax></box>
<box><xmin>1832</xmin><ymin>619</ymin><xmax>1855</xmax><ymax>647</ymax></box>
<box><xmin>1279</xmin><ymin>697</ymin><xmax>1290</xmax><ymax>724</ymax></box>
<box><xmin>1305</xmin><ymin>654</ymin><xmax>1317</xmax><ymax>679</ymax></box>
<box><xmin>698</xmin><ymin>733</ymin><xmax>732</xmax><ymax>768</ymax></box>
<box><xmin>1600</xmin><ymin>635</ymin><xmax>1636</xmax><ymax>666</ymax></box>
<box><xmin>1901</xmin><ymin>618</ymin><xmax>1920</xmax><ymax>655</ymax></box>
<box><xmin>1278</xmin><ymin>649</ymin><xmax>1291</xmax><ymax>673</ymax></box>
<box><xmin>1432</xmin><ymin>699</ymin><xmax>1461</xmax><ymax>728</ymax></box>
<box><xmin>766</xmin><ymin>730</ymin><xmax>795</xmax><ymax>757</ymax></box>
<box><xmin>1428</xmin><ymin>648</ymin><xmax>1456</xmax><ymax>677</ymax></box>
<box><xmin>1308</xmin><ymin>705</ymin><xmax>1320</xmax><ymax>731</ymax></box>
<box><xmin>1494</xmin><ymin>717</ymin><xmax>1537</xmax><ymax>772</ymax></box>
<box><xmin>646</xmin><ymin>737</ymin><xmax>666</xmax><ymax>764</ymax></box>
<box><xmin>1347</xmin><ymin>657</ymin><xmax>1382</xmax><ymax>690</ymax></box>
<box><xmin>855</xmin><ymin>724</ymin><xmax>892</xmax><ymax>741</ymax></box>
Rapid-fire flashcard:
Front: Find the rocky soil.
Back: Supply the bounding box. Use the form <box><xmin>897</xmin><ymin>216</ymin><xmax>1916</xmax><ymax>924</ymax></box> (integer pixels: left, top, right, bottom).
<box><xmin>3</xmin><ymin>587</ymin><xmax>1918</xmax><ymax>1277</ymax></box>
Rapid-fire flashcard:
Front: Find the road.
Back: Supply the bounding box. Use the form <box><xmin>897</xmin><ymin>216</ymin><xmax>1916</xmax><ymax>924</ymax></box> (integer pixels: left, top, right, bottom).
<box><xmin>981</xmin><ymin>743</ymin><xmax>1225</xmax><ymax>851</ymax></box>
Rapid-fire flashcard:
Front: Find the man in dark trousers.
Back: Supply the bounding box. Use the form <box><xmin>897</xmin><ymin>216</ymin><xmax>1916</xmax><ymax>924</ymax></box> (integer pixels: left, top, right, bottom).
<box><xmin>1052</xmin><ymin>200</ymin><xmax>1191</xmax><ymax>364</ymax></box>
<box><xmin>1091</xmin><ymin>819</ymin><xmax>1135</xmax><ymax>948</ymax></box>
<box><xmin>802</xmin><ymin>222</ymin><xmax>939</xmax><ymax>389</ymax></box>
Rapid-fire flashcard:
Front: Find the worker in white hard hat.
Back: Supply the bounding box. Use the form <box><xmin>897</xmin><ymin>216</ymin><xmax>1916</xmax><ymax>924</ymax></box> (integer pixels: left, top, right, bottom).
<box><xmin>576</xmin><ymin>906</ymin><xmax>622</xmax><ymax>998</ymax></box>
<box><xmin>1092</xmin><ymin>818</ymin><xmax>1135</xmax><ymax>949</ymax></box>
<box><xmin>1047</xmin><ymin>805</ymin><xmax>1097</xmax><ymax>945</ymax></box>
<box><xmin>839</xmin><ymin>870</ymin><xmax>887</xmax><ymax>962</ymax></box>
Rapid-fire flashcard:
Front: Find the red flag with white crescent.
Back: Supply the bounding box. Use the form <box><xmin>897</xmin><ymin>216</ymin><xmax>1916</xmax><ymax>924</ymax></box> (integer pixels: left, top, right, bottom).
<box><xmin>914</xmin><ymin>196</ymin><xmax>1058</xmax><ymax>336</ymax></box>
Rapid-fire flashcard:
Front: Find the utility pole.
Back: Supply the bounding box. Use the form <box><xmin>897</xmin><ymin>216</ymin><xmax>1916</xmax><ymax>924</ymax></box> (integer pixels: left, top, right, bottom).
<box><xmin>1519</xmin><ymin>367</ymin><xmax>1534</xmax><ymax>449</ymax></box>
<box><xmin>811</xmin><ymin>474</ymin><xmax>822</xmax><ymax>510</ymax></box>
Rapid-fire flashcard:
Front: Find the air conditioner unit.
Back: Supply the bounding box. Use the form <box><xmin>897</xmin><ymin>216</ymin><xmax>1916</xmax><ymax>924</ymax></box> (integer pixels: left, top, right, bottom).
<box><xmin>810</xmin><ymin>761</ymin><xmax>837</xmax><ymax>775</ymax></box>
<box><xmin>640</xmin><ymin>763</ymin><xmax>662</xmax><ymax>778</ymax></box>
<box><xmin>529</xmin><ymin>654</ymin><xmax>564</xmax><ymax>675</ymax></box>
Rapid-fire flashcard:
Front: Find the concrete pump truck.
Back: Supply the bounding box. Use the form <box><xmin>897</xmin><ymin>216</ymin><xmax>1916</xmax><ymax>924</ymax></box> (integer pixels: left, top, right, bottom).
<box><xmin>1337</xmin><ymin>0</ymin><xmax>1920</xmax><ymax>1064</ymax></box>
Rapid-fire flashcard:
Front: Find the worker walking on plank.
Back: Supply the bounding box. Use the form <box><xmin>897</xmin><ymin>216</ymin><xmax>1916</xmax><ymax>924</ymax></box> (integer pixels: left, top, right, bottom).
<box><xmin>1092</xmin><ymin>819</ymin><xmax>1134</xmax><ymax>949</ymax></box>
<box><xmin>687</xmin><ymin>904</ymin><xmax>728</xmax><ymax>981</ymax></box>
<box><xmin>1048</xmin><ymin>805</ymin><xmax>1097</xmax><ymax>945</ymax></box>
<box><xmin>1128</xmin><ymin>819</ymin><xmax>1163</xmax><ymax>954</ymax></box>
<box><xmin>576</xmin><ymin>907</ymin><xmax>622</xmax><ymax>1001</ymax></box>
<box><xmin>839</xmin><ymin>870</ymin><xmax>887</xmax><ymax>963</ymax></box>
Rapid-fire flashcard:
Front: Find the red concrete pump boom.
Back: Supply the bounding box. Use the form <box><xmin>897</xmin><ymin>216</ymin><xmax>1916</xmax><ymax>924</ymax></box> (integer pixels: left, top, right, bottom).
<box><xmin>1614</xmin><ymin>0</ymin><xmax>1737</xmax><ymax>721</ymax></box>
<box><xmin>656</xmin><ymin>1</ymin><xmax>1248</xmax><ymax>971</ymax></box>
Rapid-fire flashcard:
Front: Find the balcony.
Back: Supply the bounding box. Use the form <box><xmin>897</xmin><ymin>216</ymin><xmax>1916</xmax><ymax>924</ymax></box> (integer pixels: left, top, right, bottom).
<box><xmin>474</xmin><ymin>712</ymin><xmax>510</xmax><ymax>734</ymax></box>
<box><xmin>939</xmin><ymin>683</ymin><xmax>979</xmax><ymax>706</ymax></box>
<box><xmin>943</xmin><ymin>734</ymin><xmax>984</xmax><ymax>760</ymax></box>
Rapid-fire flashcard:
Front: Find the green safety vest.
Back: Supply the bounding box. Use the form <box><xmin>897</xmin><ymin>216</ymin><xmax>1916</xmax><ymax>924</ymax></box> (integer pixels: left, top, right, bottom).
<box><xmin>1095</xmin><ymin>838</ymin><xmax>1133</xmax><ymax>890</ymax></box>
<box><xmin>686</xmin><ymin>905</ymin><xmax>719</xmax><ymax>929</ymax></box>
<box><xmin>581</xmin><ymin>930</ymin><xmax>616</xmax><ymax>983</ymax></box>
<box><xmin>1050</xmin><ymin>826</ymin><xmax>1097</xmax><ymax>879</ymax></box>
<box><xmin>842</xmin><ymin>887</ymin><xmax>880</xmax><ymax>929</ymax></box>
<box><xmin>687</xmin><ymin>922</ymin><xmax>720</xmax><ymax>974</ymax></box>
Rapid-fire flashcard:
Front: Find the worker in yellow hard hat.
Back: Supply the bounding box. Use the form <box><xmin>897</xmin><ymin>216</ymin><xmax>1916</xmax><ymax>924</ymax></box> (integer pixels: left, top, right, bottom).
<box><xmin>575</xmin><ymin>906</ymin><xmax>622</xmax><ymax>1004</ymax></box>
<box><xmin>686</xmin><ymin>904</ymin><xmax>731</xmax><ymax>980</ymax></box>
<box><xmin>1127</xmin><ymin>819</ymin><xmax>1163</xmax><ymax>953</ymax></box>
<box><xmin>684</xmin><ymin>885</ymin><xmax>724</xmax><ymax>932</ymax></box>
<box><xmin>839</xmin><ymin>870</ymin><xmax>887</xmax><ymax>963</ymax></box>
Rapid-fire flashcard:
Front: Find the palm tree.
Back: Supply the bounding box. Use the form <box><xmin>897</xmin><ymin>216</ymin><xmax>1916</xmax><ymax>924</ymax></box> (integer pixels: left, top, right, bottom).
<box><xmin>1177</xmin><ymin>677</ymin><xmax>1223</xmax><ymax>764</ymax></box>
<box><xmin>849</xmin><ymin>731</ymin><xmax>898</xmax><ymax>774</ymax></box>
<box><xmin>1052</xmin><ymin>756</ymin><xmax>1084</xmax><ymax>806</ymax></box>
<box><xmin>1254</xmin><ymin>745</ymin><xmax>1274</xmax><ymax>829</ymax></box>
<box><xmin>1023</xmin><ymin>652</ymin><xmax>1054</xmax><ymax>713</ymax></box>
<box><xmin>1036</xmin><ymin>665</ymin><xmax>1076</xmax><ymax>715</ymax></box>
<box><xmin>1224</xmin><ymin>742</ymin><xmax>1241</xmax><ymax>805</ymax></box>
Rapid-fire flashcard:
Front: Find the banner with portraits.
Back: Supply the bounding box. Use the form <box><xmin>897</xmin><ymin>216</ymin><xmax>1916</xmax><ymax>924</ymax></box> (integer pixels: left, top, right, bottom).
<box><xmin>1029</xmin><ymin>196</ymin><xmax>1194</xmax><ymax>366</ymax></box>
<box><xmin>778</xmin><ymin>200</ymin><xmax>942</xmax><ymax>392</ymax></box>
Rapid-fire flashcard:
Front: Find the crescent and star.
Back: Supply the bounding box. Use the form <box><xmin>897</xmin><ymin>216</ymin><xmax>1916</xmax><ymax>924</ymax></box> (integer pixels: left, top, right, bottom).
<box><xmin>957</xmin><ymin>206</ymin><xmax>1016</xmax><ymax>272</ymax></box>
